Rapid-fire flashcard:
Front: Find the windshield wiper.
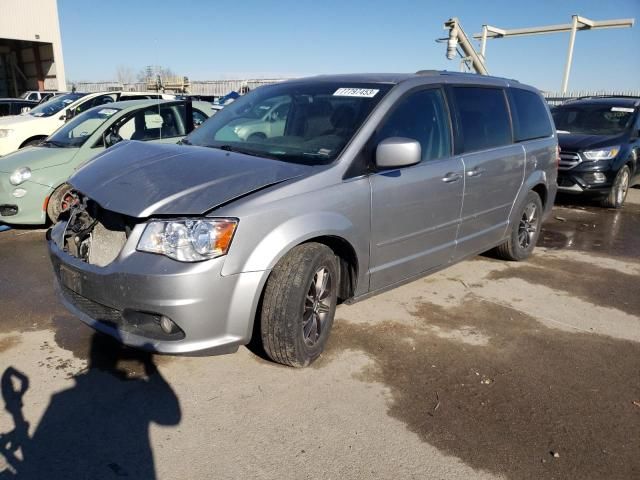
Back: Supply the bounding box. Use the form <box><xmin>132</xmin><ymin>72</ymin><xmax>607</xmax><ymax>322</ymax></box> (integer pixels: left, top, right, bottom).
<box><xmin>40</xmin><ymin>140</ymin><xmax>68</xmax><ymax>148</ymax></box>
<box><xmin>178</xmin><ymin>138</ymin><xmax>191</xmax><ymax>145</ymax></box>
<box><xmin>210</xmin><ymin>144</ymin><xmax>278</xmax><ymax>160</ymax></box>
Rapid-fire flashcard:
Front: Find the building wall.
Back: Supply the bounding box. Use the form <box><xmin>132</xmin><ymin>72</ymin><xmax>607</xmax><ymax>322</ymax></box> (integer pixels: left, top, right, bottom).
<box><xmin>0</xmin><ymin>0</ymin><xmax>66</xmax><ymax>90</ymax></box>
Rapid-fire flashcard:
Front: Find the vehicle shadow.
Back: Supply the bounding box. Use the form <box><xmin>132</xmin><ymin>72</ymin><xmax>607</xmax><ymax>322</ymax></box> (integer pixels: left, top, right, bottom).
<box><xmin>0</xmin><ymin>329</ymin><xmax>181</xmax><ymax>479</ymax></box>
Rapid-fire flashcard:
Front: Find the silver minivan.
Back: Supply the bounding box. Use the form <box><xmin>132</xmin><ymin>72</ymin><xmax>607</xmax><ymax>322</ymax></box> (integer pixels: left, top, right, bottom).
<box><xmin>48</xmin><ymin>72</ymin><xmax>558</xmax><ymax>367</ymax></box>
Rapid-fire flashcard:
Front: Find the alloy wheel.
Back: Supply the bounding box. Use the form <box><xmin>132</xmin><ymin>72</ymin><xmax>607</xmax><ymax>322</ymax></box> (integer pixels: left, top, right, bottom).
<box><xmin>302</xmin><ymin>267</ymin><xmax>333</xmax><ymax>346</ymax></box>
<box><xmin>518</xmin><ymin>203</ymin><xmax>539</xmax><ymax>250</ymax></box>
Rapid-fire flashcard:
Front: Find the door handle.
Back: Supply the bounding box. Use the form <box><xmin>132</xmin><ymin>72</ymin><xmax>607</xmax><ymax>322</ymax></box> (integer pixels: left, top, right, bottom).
<box><xmin>442</xmin><ymin>172</ymin><xmax>462</xmax><ymax>183</ymax></box>
<box><xmin>467</xmin><ymin>167</ymin><xmax>485</xmax><ymax>177</ymax></box>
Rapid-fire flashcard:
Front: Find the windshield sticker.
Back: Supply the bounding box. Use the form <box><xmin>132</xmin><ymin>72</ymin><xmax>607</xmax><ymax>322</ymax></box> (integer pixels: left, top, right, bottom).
<box><xmin>32</xmin><ymin>112</ymin><xmax>45</xmax><ymax>117</ymax></box>
<box><xmin>333</xmin><ymin>88</ymin><xmax>379</xmax><ymax>98</ymax></box>
<box><xmin>98</xmin><ymin>108</ymin><xmax>118</xmax><ymax>116</ymax></box>
<box><xmin>62</xmin><ymin>99</ymin><xmax>73</xmax><ymax>104</ymax></box>
<box><xmin>611</xmin><ymin>107</ymin><xmax>634</xmax><ymax>113</ymax></box>
<box><xmin>556</xmin><ymin>130</ymin><xmax>570</xmax><ymax>134</ymax></box>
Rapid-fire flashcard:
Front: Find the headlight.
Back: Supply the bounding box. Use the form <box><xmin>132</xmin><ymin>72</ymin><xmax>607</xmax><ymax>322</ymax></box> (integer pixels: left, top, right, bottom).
<box><xmin>137</xmin><ymin>218</ymin><xmax>238</xmax><ymax>262</ymax></box>
<box><xmin>0</xmin><ymin>129</ymin><xmax>14</xmax><ymax>138</ymax></box>
<box><xmin>9</xmin><ymin>167</ymin><xmax>32</xmax><ymax>186</ymax></box>
<box><xmin>583</xmin><ymin>146</ymin><xmax>620</xmax><ymax>161</ymax></box>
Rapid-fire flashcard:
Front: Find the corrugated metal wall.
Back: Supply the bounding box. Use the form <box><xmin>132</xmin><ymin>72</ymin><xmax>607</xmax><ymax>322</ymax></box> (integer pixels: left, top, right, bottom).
<box><xmin>71</xmin><ymin>79</ymin><xmax>289</xmax><ymax>96</ymax></box>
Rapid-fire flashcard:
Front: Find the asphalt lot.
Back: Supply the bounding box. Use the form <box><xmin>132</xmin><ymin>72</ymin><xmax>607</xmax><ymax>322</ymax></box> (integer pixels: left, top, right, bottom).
<box><xmin>1</xmin><ymin>190</ymin><xmax>639</xmax><ymax>479</ymax></box>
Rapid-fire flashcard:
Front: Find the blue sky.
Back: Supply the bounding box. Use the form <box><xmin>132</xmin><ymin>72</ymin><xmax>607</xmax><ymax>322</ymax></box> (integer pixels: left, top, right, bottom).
<box><xmin>58</xmin><ymin>0</ymin><xmax>639</xmax><ymax>92</ymax></box>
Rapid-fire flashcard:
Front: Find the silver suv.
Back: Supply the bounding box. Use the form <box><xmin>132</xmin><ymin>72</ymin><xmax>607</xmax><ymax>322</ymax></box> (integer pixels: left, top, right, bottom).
<box><xmin>48</xmin><ymin>72</ymin><xmax>558</xmax><ymax>367</ymax></box>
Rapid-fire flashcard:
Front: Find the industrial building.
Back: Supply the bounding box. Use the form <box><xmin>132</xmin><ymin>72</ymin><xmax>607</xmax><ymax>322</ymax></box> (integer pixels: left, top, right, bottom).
<box><xmin>0</xmin><ymin>0</ymin><xmax>66</xmax><ymax>97</ymax></box>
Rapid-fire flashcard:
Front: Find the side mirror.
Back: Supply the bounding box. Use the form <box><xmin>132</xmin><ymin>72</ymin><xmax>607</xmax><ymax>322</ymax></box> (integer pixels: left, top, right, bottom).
<box><xmin>375</xmin><ymin>137</ymin><xmax>422</xmax><ymax>169</ymax></box>
<box><xmin>65</xmin><ymin>109</ymin><xmax>73</xmax><ymax>122</ymax></box>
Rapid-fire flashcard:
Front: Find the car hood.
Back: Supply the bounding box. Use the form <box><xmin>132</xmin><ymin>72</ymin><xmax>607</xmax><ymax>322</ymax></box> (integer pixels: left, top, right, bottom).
<box><xmin>557</xmin><ymin>132</ymin><xmax>627</xmax><ymax>151</ymax></box>
<box><xmin>0</xmin><ymin>113</ymin><xmax>47</xmax><ymax>129</ymax></box>
<box><xmin>69</xmin><ymin>141</ymin><xmax>313</xmax><ymax>218</ymax></box>
<box><xmin>0</xmin><ymin>146</ymin><xmax>76</xmax><ymax>174</ymax></box>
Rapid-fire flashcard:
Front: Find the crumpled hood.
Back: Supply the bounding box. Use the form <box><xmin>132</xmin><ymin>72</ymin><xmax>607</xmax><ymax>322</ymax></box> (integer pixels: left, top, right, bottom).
<box><xmin>0</xmin><ymin>146</ymin><xmax>76</xmax><ymax>175</ymax></box>
<box><xmin>557</xmin><ymin>132</ymin><xmax>627</xmax><ymax>151</ymax></box>
<box><xmin>69</xmin><ymin>141</ymin><xmax>313</xmax><ymax>218</ymax></box>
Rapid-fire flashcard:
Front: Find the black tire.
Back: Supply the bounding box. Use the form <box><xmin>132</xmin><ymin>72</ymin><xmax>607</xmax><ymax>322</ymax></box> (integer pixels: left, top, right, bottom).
<box><xmin>20</xmin><ymin>137</ymin><xmax>45</xmax><ymax>148</ymax></box>
<box><xmin>247</xmin><ymin>132</ymin><xmax>266</xmax><ymax>142</ymax></box>
<box><xmin>46</xmin><ymin>183</ymin><xmax>73</xmax><ymax>223</ymax></box>
<box><xmin>494</xmin><ymin>191</ymin><xmax>543</xmax><ymax>261</ymax></box>
<box><xmin>260</xmin><ymin>243</ymin><xmax>338</xmax><ymax>367</ymax></box>
<box><xmin>601</xmin><ymin>165</ymin><xmax>630</xmax><ymax>209</ymax></box>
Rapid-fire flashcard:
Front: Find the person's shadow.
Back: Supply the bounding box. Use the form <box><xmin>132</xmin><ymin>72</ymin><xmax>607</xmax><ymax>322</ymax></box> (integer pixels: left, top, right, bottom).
<box><xmin>0</xmin><ymin>329</ymin><xmax>181</xmax><ymax>479</ymax></box>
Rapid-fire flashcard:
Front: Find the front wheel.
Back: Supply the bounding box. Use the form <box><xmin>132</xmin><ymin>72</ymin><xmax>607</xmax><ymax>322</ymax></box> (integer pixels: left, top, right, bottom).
<box><xmin>260</xmin><ymin>243</ymin><xmax>338</xmax><ymax>367</ymax></box>
<box><xmin>46</xmin><ymin>183</ymin><xmax>74</xmax><ymax>223</ymax></box>
<box><xmin>601</xmin><ymin>165</ymin><xmax>630</xmax><ymax>209</ymax></box>
<box><xmin>494</xmin><ymin>191</ymin><xmax>542</xmax><ymax>261</ymax></box>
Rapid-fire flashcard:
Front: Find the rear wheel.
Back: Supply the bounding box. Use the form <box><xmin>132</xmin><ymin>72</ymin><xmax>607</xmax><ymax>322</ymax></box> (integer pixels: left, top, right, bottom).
<box><xmin>601</xmin><ymin>165</ymin><xmax>630</xmax><ymax>209</ymax></box>
<box><xmin>494</xmin><ymin>191</ymin><xmax>542</xmax><ymax>261</ymax></box>
<box><xmin>260</xmin><ymin>243</ymin><xmax>338</xmax><ymax>367</ymax></box>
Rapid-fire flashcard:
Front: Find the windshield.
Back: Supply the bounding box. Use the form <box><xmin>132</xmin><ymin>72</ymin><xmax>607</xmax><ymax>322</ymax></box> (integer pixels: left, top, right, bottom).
<box><xmin>185</xmin><ymin>82</ymin><xmax>392</xmax><ymax>164</ymax></box>
<box><xmin>28</xmin><ymin>93</ymin><xmax>86</xmax><ymax>118</ymax></box>
<box><xmin>552</xmin><ymin>104</ymin><xmax>636</xmax><ymax>135</ymax></box>
<box><xmin>19</xmin><ymin>92</ymin><xmax>29</xmax><ymax>99</ymax></box>
<box><xmin>46</xmin><ymin>106</ymin><xmax>121</xmax><ymax>148</ymax></box>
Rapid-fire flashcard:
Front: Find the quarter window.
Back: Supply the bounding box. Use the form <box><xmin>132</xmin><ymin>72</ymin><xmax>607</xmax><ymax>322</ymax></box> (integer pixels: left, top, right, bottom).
<box><xmin>452</xmin><ymin>87</ymin><xmax>512</xmax><ymax>152</ymax></box>
<box><xmin>375</xmin><ymin>89</ymin><xmax>451</xmax><ymax>162</ymax></box>
<box><xmin>509</xmin><ymin>88</ymin><xmax>553</xmax><ymax>141</ymax></box>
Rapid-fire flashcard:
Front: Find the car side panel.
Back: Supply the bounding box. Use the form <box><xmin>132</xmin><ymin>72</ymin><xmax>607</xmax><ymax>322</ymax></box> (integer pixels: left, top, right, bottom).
<box><xmin>455</xmin><ymin>144</ymin><xmax>525</xmax><ymax>256</ymax></box>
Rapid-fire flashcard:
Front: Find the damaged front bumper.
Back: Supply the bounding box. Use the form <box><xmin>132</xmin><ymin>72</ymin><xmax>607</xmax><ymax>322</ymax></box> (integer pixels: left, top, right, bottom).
<box><xmin>47</xmin><ymin>215</ymin><xmax>268</xmax><ymax>356</ymax></box>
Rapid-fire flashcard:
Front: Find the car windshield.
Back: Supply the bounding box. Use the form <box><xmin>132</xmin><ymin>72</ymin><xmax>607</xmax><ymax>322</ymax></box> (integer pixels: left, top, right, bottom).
<box><xmin>46</xmin><ymin>106</ymin><xmax>121</xmax><ymax>148</ymax></box>
<box><xmin>19</xmin><ymin>92</ymin><xmax>29</xmax><ymax>99</ymax></box>
<box><xmin>552</xmin><ymin>104</ymin><xmax>636</xmax><ymax>135</ymax></box>
<box><xmin>185</xmin><ymin>82</ymin><xmax>392</xmax><ymax>164</ymax></box>
<box><xmin>28</xmin><ymin>93</ymin><xmax>86</xmax><ymax>118</ymax></box>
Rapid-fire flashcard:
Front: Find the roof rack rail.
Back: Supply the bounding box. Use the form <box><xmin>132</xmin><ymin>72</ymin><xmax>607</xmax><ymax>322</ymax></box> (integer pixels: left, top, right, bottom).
<box><xmin>573</xmin><ymin>95</ymin><xmax>640</xmax><ymax>100</ymax></box>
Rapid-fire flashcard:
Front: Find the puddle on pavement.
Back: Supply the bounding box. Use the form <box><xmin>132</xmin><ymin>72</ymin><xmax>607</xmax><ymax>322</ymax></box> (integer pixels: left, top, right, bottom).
<box><xmin>539</xmin><ymin>198</ymin><xmax>640</xmax><ymax>259</ymax></box>
<box><xmin>488</xmin><ymin>255</ymin><xmax>640</xmax><ymax>317</ymax></box>
<box><xmin>319</xmin><ymin>297</ymin><xmax>640</xmax><ymax>480</ymax></box>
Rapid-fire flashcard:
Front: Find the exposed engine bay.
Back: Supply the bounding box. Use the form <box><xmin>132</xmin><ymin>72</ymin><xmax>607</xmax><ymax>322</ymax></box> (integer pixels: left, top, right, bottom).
<box><xmin>61</xmin><ymin>193</ymin><xmax>135</xmax><ymax>267</ymax></box>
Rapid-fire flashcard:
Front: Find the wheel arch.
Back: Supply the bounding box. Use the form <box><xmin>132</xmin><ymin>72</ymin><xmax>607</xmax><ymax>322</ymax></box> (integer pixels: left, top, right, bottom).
<box><xmin>19</xmin><ymin>135</ymin><xmax>47</xmax><ymax>149</ymax></box>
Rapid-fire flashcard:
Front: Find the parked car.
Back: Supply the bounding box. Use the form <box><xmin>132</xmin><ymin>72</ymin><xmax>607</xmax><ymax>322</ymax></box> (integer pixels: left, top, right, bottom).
<box><xmin>0</xmin><ymin>91</ymin><xmax>177</xmax><ymax>156</ymax></box>
<box><xmin>0</xmin><ymin>98</ymin><xmax>38</xmax><ymax>117</ymax></box>
<box><xmin>0</xmin><ymin>99</ymin><xmax>213</xmax><ymax>225</ymax></box>
<box><xmin>19</xmin><ymin>91</ymin><xmax>62</xmax><ymax>102</ymax></box>
<box><xmin>48</xmin><ymin>72</ymin><xmax>558</xmax><ymax>367</ymax></box>
<box><xmin>553</xmin><ymin>96</ymin><xmax>640</xmax><ymax>208</ymax></box>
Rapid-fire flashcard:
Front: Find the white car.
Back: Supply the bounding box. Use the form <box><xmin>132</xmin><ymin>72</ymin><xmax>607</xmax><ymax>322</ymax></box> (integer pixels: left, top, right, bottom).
<box><xmin>0</xmin><ymin>91</ymin><xmax>176</xmax><ymax>156</ymax></box>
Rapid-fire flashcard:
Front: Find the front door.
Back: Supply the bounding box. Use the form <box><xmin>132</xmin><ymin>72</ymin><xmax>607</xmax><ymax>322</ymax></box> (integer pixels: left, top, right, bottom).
<box><xmin>369</xmin><ymin>87</ymin><xmax>463</xmax><ymax>291</ymax></box>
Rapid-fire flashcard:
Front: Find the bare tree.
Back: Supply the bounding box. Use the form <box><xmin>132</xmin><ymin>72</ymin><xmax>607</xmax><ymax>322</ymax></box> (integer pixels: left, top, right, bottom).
<box><xmin>116</xmin><ymin>65</ymin><xmax>135</xmax><ymax>85</ymax></box>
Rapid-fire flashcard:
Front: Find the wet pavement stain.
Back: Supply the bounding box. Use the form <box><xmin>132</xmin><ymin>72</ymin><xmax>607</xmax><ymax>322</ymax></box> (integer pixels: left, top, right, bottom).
<box><xmin>488</xmin><ymin>255</ymin><xmax>640</xmax><ymax>316</ymax></box>
<box><xmin>539</xmin><ymin>197</ymin><xmax>640</xmax><ymax>259</ymax></box>
<box><xmin>0</xmin><ymin>230</ymin><xmax>66</xmax><ymax>334</ymax></box>
<box><xmin>0</xmin><ymin>335</ymin><xmax>20</xmax><ymax>353</ymax></box>
<box><xmin>319</xmin><ymin>298</ymin><xmax>640</xmax><ymax>480</ymax></box>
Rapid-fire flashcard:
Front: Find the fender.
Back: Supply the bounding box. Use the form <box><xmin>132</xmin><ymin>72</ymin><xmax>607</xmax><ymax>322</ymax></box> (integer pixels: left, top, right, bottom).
<box><xmin>221</xmin><ymin>211</ymin><xmax>363</xmax><ymax>277</ymax></box>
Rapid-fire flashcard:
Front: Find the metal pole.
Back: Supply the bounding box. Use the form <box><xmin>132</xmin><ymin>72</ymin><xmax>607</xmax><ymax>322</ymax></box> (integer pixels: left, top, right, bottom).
<box><xmin>561</xmin><ymin>15</ymin><xmax>579</xmax><ymax>93</ymax></box>
<box><xmin>480</xmin><ymin>25</ymin><xmax>488</xmax><ymax>59</ymax></box>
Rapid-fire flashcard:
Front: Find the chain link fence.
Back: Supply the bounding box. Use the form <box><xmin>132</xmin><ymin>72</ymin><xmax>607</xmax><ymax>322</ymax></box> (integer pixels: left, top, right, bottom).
<box><xmin>69</xmin><ymin>79</ymin><xmax>291</xmax><ymax>96</ymax></box>
<box><xmin>543</xmin><ymin>90</ymin><xmax>640</xmax><ymax>106</ymax></box>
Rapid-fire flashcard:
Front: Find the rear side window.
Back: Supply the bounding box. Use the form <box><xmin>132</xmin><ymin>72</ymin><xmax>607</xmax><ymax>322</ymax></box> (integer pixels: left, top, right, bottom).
<box><xmin>509</xmin><ymin>88</ymin><xmax>553</xmax><ymax>141</ymax></box>
<box><xmin>452</xmin><ymin>87</ymin><xmax>512</xmax><ymax>152</ymax></box>
<box><xmin>0</xmin><ymin>103</ymin><xmax>9</xmax><ymax>116</ymax></box>
<box><xmin>375</xmin><ymin>88</ymin><xmax>451</xmax><ymax>162</ymax></box>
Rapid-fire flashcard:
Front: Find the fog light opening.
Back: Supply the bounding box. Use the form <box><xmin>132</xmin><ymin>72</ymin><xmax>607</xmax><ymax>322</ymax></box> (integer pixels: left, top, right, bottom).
<box><xmin>160</xmin><ymin>315</ymin><xmax>177</xmax><ymax>334</ymax></box>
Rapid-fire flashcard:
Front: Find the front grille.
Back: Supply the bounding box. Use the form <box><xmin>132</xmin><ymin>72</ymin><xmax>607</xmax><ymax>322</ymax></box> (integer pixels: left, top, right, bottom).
<box><xmin>61</xmin><ymin>285</ymin><xmax>185</xmax><ymax>341</ymax></box>
<box><xmin>61</xmin><ymin>285</ymin><xmax>123</xmax><ymax>324</ymax></box>
<box><xmin>559</xmin><ymin>151</ymin><xmax>582</xmax><ymax>170</ymax></box>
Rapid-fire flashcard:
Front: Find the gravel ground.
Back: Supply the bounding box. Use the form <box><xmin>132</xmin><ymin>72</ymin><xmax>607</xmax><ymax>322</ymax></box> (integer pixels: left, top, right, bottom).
<box><xmin>1</xmin><ymin>189</ymin><xmax>639</xmax><ymax>479</ymax></box>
